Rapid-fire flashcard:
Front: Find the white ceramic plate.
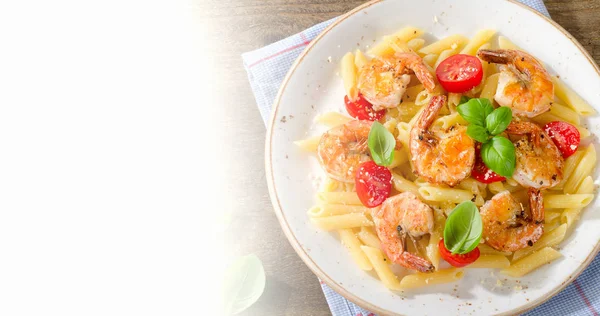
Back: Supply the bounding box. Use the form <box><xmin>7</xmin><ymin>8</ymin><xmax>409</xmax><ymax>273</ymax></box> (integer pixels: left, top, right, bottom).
<box><xmin>266</xmin><ymin>0</ymin><xmax>600</xmax><ymax>314</ymax></box>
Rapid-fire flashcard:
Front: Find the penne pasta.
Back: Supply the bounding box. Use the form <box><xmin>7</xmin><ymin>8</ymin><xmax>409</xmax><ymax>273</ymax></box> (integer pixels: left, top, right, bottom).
<box><xmin>357</xmin><ymin>226</ymin><xmax>381</xmax><ymax>249</ymax></box>
<box><xmin>354</xmin><ymin>49</ymin><xmax>369</xmax><ymax>68</ymax></box>
<box><xmin>460</xmin><ymin>29</ymin><xmax>496</xmax><ymax>56</ymax></box>
<box><xmin>368</xmin><ymin>26</ymin><xmax>423</xmax><ymax>57</ymax></box>
<box><xmin>469</xmin><ymin>255</ymin><xmax>511</xmax><ymax>269</ymax></box>
<box><xmin>400</xmin><ymin>268</ymin><xmax>464</xmax><ymax>289</ymax></box>
<box><xmin>310</xmin><ymin>213</ymin><xmax>374</xmax><ymax>231</ymax></box>
<box><xmin>341</xmin><ymin>52</ymin><xmax>358</xmax><ymax>100</ymax></box>
<box><xmin>563</xmin><ymin>145</ymin><xmax>596</xmax><ymax>194</ymax></box>
<box><xmin>407</xmin><ymin>38</ymin><xmax>426</xmax><ymax>52</ymax></box>
<box><xmin>318</xmin><ymin>192</ymin><xmax>362</xmax><ymax>205</ymax></box>
<box><xmin>307</xmin><ymin>204</ymin><xmax>367</xmax><ymax>217</ymax></box>
<box><xmin>549</xmin><ymin>102</ymin><xmax>580</xmax><ymax>126</ymax></box>
<box><xmin>316</xmin><ymin>111</ymin><xmax>353</xmax><ymax>127</ymax></box>
<box><xmin>543</xmin><ymin>194</ymin><xmax>593</xmax><ymax>210</ymax></box>
<box><xmin>339</xmin><ymin>229</ymin><xmax>373</xmax><ymax>270</ymax></box>
<box><xmin>501</xmin><ymin>247</ymin><xmax>561</xmax><ymax>277</ymax></box>
<box><xmin>434</xmin><ymin>48</ymin><xmax>459</xmax><ymax>69</ymax></box>
<box><xmin>419</xmin><ymin>186</ymin><xmax>475</xmax><ymax>204</ymax></box>
<box><xmin>389</xmin><ymin>149</ymin><xmax>409</xmax><ymax>169</ymax></box>
<box><xmin>294</xmin><ymin>136</ymin><xmax>321</xmax><ymax>152</ymax></box>
<box><xmin>422</xmin><ymin>54</ymin><xmax>439</xmax><ymax>68</ymax></box>
<box><xmin>361</xmin><ymin>246</ymin><xmax>402</xmax><ymax>290</ymax></box>
<box><xmin>497</xmin><ymin>35</ymin><xmax>523</xmax><ymax>51</ymax></box>
<box><xmin>419</xmin><ymin>34</ymin><xmax>469</xmax><ymax>55</ymax></box>
<box><xmin>392</xmin><ymin>172</ymin><xmax>420</xmax><ymax>195</ymax></box>
<box><xmin>512</xmin><ymin>224</ymin><xmax>567</xmax><ymax>261</ymax></box>
<box><xmin>552</xmin><ymin>76</ymin><xmax>596</xmax><ymax>116</ymax></box>
<box><xmin>479</xmin><ymin>73</ymin><xmax>499</xmax><ymax>102</ymax></box>
<box><xmin>478</xmin><ymin>244</ymin><xmax>512</xmax><ymax>257</ymax></box>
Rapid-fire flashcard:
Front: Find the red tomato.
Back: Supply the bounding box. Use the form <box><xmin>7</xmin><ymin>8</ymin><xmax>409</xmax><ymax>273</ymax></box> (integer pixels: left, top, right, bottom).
<box><xmin>344</xmin><ymin>94</ymin><xmax>386</xmax><ymax>121</ymax></box>
<box><xmin>543</xmin><ymin>121</ymin><xmax>581</xmax><ymax>158</ymax></box>
<box><xmin>471</xmin><ymin>144</ymin><xmax>505</xmax><ymax>183</ymax></box>
<box><xmin>438</xmin><ymin>239</ymin><xmax>480</xmax><ymax>268</ymax></box>
<box><xmin>436</xmin><ymin>54</ymin><xmax>483</xmax><ymax>93</ymax></box>
<box><xmin>355</xmin><ymin>161</ymin><xmax>392</xmax><ymax>208</ymax></box>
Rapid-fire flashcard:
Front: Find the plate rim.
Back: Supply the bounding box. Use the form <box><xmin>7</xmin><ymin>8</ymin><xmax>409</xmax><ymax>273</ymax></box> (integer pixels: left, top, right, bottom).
<box><xmin>265</xmin><ymin>1</ymin><xmax>600</xmax><ymax>315</ymax></box>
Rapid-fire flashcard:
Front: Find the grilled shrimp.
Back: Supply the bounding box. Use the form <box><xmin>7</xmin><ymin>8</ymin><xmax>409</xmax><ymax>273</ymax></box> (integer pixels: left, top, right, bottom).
<box><xmin>480</xmin><ymin>189</ymin><xmax>544</xmax><ymax>252</ymax></box>
<box><xmin>372</xmin><ymin>192</ymin><xmax>435</xmax><ymax>273</ymax></box>
<box><xmin>506</xmin><ymin>121</ymin><xmax>564</xmax><ymax>189</ymax></box>
<box><xmin>410</xmin><ymin>95</ymin><xmax>475</xmax><ymax>187</ymax></box>
<box><xmin>317</xmin><ymin>120</ymin><xmax>372</xmax><ymax>183</ymax></box>
<box><xmin>357</xmin><ymin>52</ymin><xmax>436</xmax><ymax>111</ymax></box>
<box><xmin>477</xmin><ymin>49</ymin><xmax>553</xmax><ymax>118</ymax></box>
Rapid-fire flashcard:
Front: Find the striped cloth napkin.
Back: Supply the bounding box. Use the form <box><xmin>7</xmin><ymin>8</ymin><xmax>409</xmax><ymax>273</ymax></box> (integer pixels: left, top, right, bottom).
<box><xmin>242</xmin><ymin>1</ymin><xmax>600</xmax><ymax>315</ymax></box>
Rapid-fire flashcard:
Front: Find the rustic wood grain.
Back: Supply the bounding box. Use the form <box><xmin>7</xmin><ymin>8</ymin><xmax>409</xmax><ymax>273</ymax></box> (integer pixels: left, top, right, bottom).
<box><xmin>204</xmin><ymin>1</ymin><xmax>600</xmax><ymax>315</ymax></box>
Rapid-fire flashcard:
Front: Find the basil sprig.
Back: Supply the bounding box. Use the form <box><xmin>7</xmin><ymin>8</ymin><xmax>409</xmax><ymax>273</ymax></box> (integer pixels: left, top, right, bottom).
<box><xmin>368</xmin><ymin>121</ymin><xmax>396</xmax><ymax>166</ymax></box>
<box><xmin>443</xmin><ymin>201</ymin><xmax>482</xmax><ymax>254</ymax></box>
<box><xmin>457</xmin><ymin>98</ymin><xmax>516</xmax><ymax>178</ymax></box>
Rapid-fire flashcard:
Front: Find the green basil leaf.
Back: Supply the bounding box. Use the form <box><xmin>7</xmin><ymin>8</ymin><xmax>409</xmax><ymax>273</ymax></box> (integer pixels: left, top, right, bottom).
<box><xmin>481</xmin><ymin>136</ymin><xmax>516</xmax><ymax>178</ymax></box>
<box><xmin>466</xmin><ymin>124</ymin><xmax>490</xmax><ymax>143</ymax></box>
<box><xmin>368</xmin><ymin>121</ymin><xmax>396</xmax><ymax>166</ymax></box>
<box><xmin>485</xmin><ymin>107</ymin><xmax>512</xmax><ymax>135</ymax></box>
<box><xmin>443</xmin><ymin>201</ymin><xmax>483</xmax><ymax>254</ymax></box>
<box><xmin>457</xmin><ymin>98</ymin><xmax>494</xmax><ymax>127</ymax></box>
<box><xmin>460</xmin><ymin>96</ymin><xmax>472</xmax><ymax>105</ymax></box>
<box><xmin>223</xmin><ymin>254</ymin><xmax>266</xmax><ymax>315</ymax></box>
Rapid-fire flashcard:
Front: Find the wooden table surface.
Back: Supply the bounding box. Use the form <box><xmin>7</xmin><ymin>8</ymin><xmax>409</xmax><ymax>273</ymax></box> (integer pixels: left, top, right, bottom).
<box><xmin>203</xmin><ymin>1</ymin><xmax>600</xmax><ymax>315</ymax></box>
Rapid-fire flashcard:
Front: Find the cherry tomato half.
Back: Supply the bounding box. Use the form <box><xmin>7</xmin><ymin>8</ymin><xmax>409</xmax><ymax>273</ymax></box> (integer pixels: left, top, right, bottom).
<box><xmin>344</xmin><ymin>94</ymin><xmax>386</xmax><ymax>121</ymax></box>
<box><xmin>355</xmin><ymin>161</ymin><xmax>392</xmax><ymax>208</ymax></box>
<box><xmin>543</xmin><ymin>121</ymin><xmax>581</xmax><ymax>158</ymax></box>
<box><xmin>438</xmin><ymin>239</ymin><xmax>480</xmax><ymax>268</ymax></box>
<box><xmin>471</xmin><ymin>143</ymin><xmax>505</xmax><ymax>183</ymax></box>
<box><xmin>436</xmin><ymin>54</ymin><xmax>483</xmax><ymax>93</ymax></box>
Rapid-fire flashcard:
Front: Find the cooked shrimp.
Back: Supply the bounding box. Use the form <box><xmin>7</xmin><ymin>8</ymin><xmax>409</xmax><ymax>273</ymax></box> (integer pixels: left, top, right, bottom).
<box><xmin>317</xmin><ymin>120</ymin><xmax>372</xmax><ymax>183</ymax></box>
<box><xmin>372</xmin><ymin>192</ymin><xmax>435</xmax><ymax>273</ymax></box>
<box><xmin>357</xmin><ymin>52</ymin><xmax>436</xmax><ymax>110</ymax></box>
<box><xmin>409</xmin><ymin>95</ymin><xmax>475</xmax><ymax>187</ymax></box>
<box><xmin>477</xmin><ymin>49</ymin><xmax>553</xmax><ymax>118</ymax></box>
<box><xmin>506</xmin><ymin>121</ymin><xmax>564</xmax><ymax>189</ymax></box>
<box><xmin>480</xmin><ymin>189</ymin><xmax>544</xmax><ymax>252</ymax></box>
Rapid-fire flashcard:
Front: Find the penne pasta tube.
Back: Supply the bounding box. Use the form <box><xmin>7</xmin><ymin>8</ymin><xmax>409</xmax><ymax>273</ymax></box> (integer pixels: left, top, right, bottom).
<box><xmin>357</xmin><ymin>226</ymin><xmax>381</xmax><ymax>249</ymax></box>
<box><xmin>315</xmin><ymin>111</ymin><xmax>353</xmax><ymax>127</ymax></box>
<box><xmin>479</xmin><ymin>73</ymin><xmax>500</xmax><ymax>102</ymax></box>
<box><xmin>407</xmin><ymin>38</ymin><xmax>426</xmax><ymax>51</ymax></box>
<box><xmin>552</xmin><ymin>76</ymin><xmax>596</xmax><ymax>116</ymax></box>
<box><xmin>307</xmin><ymin>204</ymin><xmax>367</xmax><ymax>217</ymax></box>
<box><xmin>419</xmin><ymin>34</ymin><xmax>469</xmax><ymax>55</ymax></box>
<box><xmin>422</xmin><ymin>54</ymin><xmax>439</xmax><ymax>68</ymax></box>
<box><xmin>469</xmin><ymin>255</ymin><xmax>511</xmax><ymax>269</ymax></box>
<box><xmin>563</xmin><ymin>146</ymin><xmax>596</xmax><ymax>194</ymax></box>
<box><xmin>389</xmin><ymin>149</ymin><xmax>409</xmax><ymax>169</ymax></box>
<box><xmin>361</xmin><ymin>246</ymin><xmax>402</xmax><ymax>290</ymax></box>
<box><xmin>478</xmin><ymin>244</ymin><xmax>512</xmax><ymax>257</ymax></box>
<box><xmin>400</xmin><ymin>268</ymin><xmax>464</xmax><ymax>289</ymax></box>
<box><xmin>512</xmin><ymin>224</ymin><xmax>567</xmax><ymax>261</ymax></box>
<box><xmin>310</xmin><ymin>213</ymin><xmax>373</xmax><ymax>231</ymax></box>
<box><xmin>317</xmin><ymin>192</ymin><xmax>362</xmax><ymax>205</ymax></box>
<box><xmin>339</xmin><ymin>229</ymin><xmax>373</xmax><ymax>270</ymax></box>
<box><xmin>549</xmin><ymin>102</ymin><xmax>580</xmax><ymax>126</ymax></box>
<box><xmin>543</xmin><ymin>194</ymin><xmax>594</xmax><ymax>210</ymax></box>
<box><xmin>460</xmin><ymin>29</ymin><xmax>496</xmax><ymax>56</ymax></box>
<box><xmin>354</xmin><ymin>49</ymin><xmax>369</xmax><ymax>68</ymax></box>
<box><xmin>501</xmin><ymin>247</ymin><xmax>561</xmax><ymax>277</ymax></box>
<box><xmin>419</xmin><ymin>186</ymin><xmax>474</xmax><ymax>204</ymax></box>
<box><xmin>392</xmin><ymin>172</ymin><xmax>420</xmax><ymax>195</ymax></box>
<box><xmin>341</xmin><ymin>52</ymin><xmax>358</xmax><ymax>100</ymax></box>
<box><xmin>294</xmin><ymin>136</ymin><xmax>321</xmax><ymax>152</ymax></box>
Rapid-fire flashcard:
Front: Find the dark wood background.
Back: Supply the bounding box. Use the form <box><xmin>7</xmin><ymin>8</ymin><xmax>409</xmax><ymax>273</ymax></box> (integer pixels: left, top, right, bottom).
<box><xmin>201</xmin><ymin>1</ymin><xmax>600</xmax><ymax>315</ymax></box>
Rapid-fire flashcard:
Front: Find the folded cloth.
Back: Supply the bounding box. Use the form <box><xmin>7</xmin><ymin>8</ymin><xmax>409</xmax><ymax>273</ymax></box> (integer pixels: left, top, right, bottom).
<box><xmin>242</xmin><ymin>1</ymin><xmax>600</xmax><ymax>315</ymax></box>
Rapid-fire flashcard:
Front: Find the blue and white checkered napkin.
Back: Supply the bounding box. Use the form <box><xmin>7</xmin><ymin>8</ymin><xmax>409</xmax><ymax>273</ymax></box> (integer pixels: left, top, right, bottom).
<box><xmin>242</xmin><ymin>1</ymin><xmax>600</xmax><ymax>315</ymax></box>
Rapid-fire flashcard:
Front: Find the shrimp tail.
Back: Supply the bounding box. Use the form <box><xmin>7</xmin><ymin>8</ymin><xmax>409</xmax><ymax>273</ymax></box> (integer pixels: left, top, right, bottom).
<box><xmin>477</xmin><ymin>49</ymin><xmax>512</xmax><ymax>64</ymax></box>
<box><xmin>506</xmin><ymin>121</ymin><xmax>542</xmax><ymax>146</ymax></box>
<box><xmin>398</xmin><ymin>252</ymin><xmax>435</xmax><ymax>273</ymax></box>
<box><xmin>529</xmin><ymin>188</ymin><xmax>544</xmax><ymax>224</ymax></box>
<box><xmin>416</xmin><ymin>95</ymin><xmax>446</xmax><ymax>130</ymax></box>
